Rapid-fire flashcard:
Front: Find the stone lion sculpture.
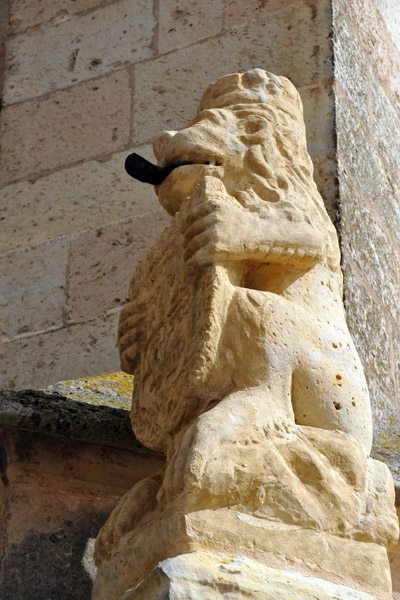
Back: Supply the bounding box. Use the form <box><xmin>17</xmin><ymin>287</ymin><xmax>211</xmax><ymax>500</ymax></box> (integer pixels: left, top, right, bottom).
<box><xmin>93</xmin><ymin>70</ymin><xmax>397</xmax><ymax>600</ymax></box>
<box><xmin>119</xmin><ymin>69</ymin><xmax>372</xmax><ymax>455</ymax></box>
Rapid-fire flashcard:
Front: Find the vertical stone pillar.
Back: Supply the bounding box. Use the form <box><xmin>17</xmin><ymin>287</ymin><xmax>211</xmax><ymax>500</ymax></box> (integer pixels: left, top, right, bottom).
<box><xmin>333</xmin><ymin>0</ymin><xmax>400</xmax><ymax>441</ymax></box>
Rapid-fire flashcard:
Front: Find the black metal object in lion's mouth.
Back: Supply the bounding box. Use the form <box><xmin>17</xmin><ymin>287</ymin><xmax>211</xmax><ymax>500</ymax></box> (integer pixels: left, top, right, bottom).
<box><xmin>125</xmin><ymin>153</ymin><xmax>189</xmax><ymax>186</ymax></box>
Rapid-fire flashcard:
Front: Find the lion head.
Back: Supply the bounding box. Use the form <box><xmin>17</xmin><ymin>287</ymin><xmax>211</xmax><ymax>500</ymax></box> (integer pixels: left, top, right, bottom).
<box><xmin>153</xmin><ymin>68</ymin><xmax>338</xmax><ymax>270</ymax></box>
<box><xmin>153</xmin><ymin>70</ymin><xmax>316</xmax><ymax>211</ymax></box>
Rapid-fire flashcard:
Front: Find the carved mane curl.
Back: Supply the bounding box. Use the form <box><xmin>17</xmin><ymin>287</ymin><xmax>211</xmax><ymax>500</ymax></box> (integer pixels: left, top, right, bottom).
<box><xmin>196</xmin><ymin>69</ymin><xmax>339</xmax><ymax>270</ymax></box>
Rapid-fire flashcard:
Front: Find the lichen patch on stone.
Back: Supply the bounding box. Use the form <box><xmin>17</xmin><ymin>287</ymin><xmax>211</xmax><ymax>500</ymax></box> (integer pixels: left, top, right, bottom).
<box><xmin>43</xmin><ymin>372</ymin><xmax>133</xmax><ymax>410</ymax></box>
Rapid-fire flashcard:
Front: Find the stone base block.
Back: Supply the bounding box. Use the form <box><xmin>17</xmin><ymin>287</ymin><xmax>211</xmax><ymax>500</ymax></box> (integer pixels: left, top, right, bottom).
<box><xmin>93</xmin><ymin>508</ymin><xmax>392</xmax><ymax>600</ymax></box>
<box><xmin>120</xmin><ymin>551</ymin><xmax>382</xmax><ymax>600</ymax></box>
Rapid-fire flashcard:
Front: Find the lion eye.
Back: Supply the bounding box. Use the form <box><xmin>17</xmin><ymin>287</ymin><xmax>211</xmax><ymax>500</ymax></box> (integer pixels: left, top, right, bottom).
<box><xmin>243</xmin><ymin>119</ymin><xmax>267</xmax><ymax>134</ymax></box>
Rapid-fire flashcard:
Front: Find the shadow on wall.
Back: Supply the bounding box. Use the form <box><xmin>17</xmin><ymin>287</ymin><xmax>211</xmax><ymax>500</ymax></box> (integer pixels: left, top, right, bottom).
<box><xmin>2</xmin><ymin>519</ymin><xmax>99</xmax><ymax>600</ymax></box>
<box><xmin>0</xmin><ymin>403</ymin><xmax>165</xmax><ymax>600</ymax></box>
<box><xmin>0</xmin><ymin>0</ymin><xmax>8</xmax><ymax>96</ymax></box>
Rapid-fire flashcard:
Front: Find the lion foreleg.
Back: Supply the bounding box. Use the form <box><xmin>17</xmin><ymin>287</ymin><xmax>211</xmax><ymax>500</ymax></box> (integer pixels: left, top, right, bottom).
<box><xmin>160</xmin><ymin>383</ymin><xmax>295</xmax><ymax>509</ymax></box>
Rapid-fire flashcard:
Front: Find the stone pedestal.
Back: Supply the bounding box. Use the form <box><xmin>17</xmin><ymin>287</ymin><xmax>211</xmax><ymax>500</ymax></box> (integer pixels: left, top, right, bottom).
<box><xmin>93</xmin><ymin>504</ymin><xmax>393</xmax><ymax>600</ymax></box>
<box><xmin>121</xmin><ymin>551</ymin><xmax>384</xmax><ymax>600</ymax></box>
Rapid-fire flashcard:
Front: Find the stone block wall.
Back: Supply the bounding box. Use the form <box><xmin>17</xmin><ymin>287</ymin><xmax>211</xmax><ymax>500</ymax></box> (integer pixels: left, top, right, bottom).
<box><xmin>333</xmin><ymin>0</ymin><xmax>400</xmax><ymax>428</ymax></box>
<box><xmin>1</xmin><ymin>0</ymin><xmax>399</xmax><ymax>439</ymax></box>
<box><xmin>0</xmin><ymin>0</ymin><xmax>335</xmax><ymax>389</ymax></box>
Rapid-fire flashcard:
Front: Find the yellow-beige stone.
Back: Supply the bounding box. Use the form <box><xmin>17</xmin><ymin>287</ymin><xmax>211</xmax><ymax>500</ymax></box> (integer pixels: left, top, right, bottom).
<box><xmin>158</xmin><ymin>0</ymin><xmax>223</xmax><ymax>54</ymax></box>
<box><xmin>0</xmin><ymin>145</ymin><xmax>160</xmax><ymax>255</ymax></box>
<box><xmin>0</xmin><ymin>71</ymin><xmax>131</xmax><ymax>184</ymax></box>
<box><xmin>4</xmin><ymin>0</ymin><xmax>154</xmax><ymax>104</ymax></box>
<box><xmin>93</xmin><ymin>70</ymin><xmax>398</xmax><ymax>599</ymax></box>
<box><xmin>121</xmin><ymin>551</ymin><xmax>387</xmax><ymax>600</ymax></box>
<box><xmin>0</xmin><ymin>240</ymin><xmax>68</xmax><ymax>339</ymax></box>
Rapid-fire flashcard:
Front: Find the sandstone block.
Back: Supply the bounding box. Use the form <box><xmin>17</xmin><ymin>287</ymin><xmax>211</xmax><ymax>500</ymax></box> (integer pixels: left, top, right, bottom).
<box><xmin>66</xmin><ymin>209</ymin><xmax>171</xmax><ymax>324</ymax></box>
<box><xmin>343</xmin><ymin>261</ymin><xmax>397</xmax><ymax>412</ymax></box>
<box><xmin>0</xmin><ymin>71</ymin><xmax>131</xmax><ymax>184</ymax></box>
<box><xmin>336</xmin><ymin>96</ymin><xmax>400</xmax><ymax>247</ymax></box>
<box><xmin>132</xmin><ymin>2</ymin><xmax>332</xmax><ymax>144</ymax></box>
<box><xmin>0</xmin><ymin>313</ymin><xmax>120</xmax><ymax>390</ymax></box>
<box><xmin>158</xmin><ymin>0</ymin><xmax>223</xmax><ymax>54</ymax></box>
<box><xmin>225</xmin><ymin>0</ymin><xmax>302</xmax><ymax>28</ymax></box>
<box><xmin>299</xmin><ymin>81</ymin><xmax>335</xmax><ymax>159</ymax></box>
<box><xmin>0</xmin><ymin>240</ymin><xmax>68</xmax><ymax>339</ymax></box>
<box><xmin>390</xmin><ymin>546</ymin><xmax>400</xmax><ymax>600</ymax></box>
<box><xmin>126</xmin><ymin>551</ymin><xmax>384</xmax><ymax>600</ymax></box>
<box><xmin>334</xmin><ymin>0</ymin><xmax>400</xmax><ymax>111</ymax></box>
<box><xmin>340</xmin><ymin>176</ymin><xmax>400</xmax><ymax>324</ymax></box>
<box><xmin>336</xmin><ymin>97</ymin><xmax>400</xmax><ymax>333</ymax></box>
<box><xmin>0</xmin><ymin>144</ymin><xmax>159</xmax><ymax>254</ymax></box>
<box><xmin>95</xmin><ymin>502</ymin><xmax>394</xmax><ymax>599</ymax></box>
<box><xmin>9</xmin><ymin>0</ymin><xmax>111</xmax><ymax>34</ymax></box>
<box><xmin>376</xmin><ymin>0</ymin><xmax>400</xmax><ymax>50</ymax></box>
<box><xmin>371</xmin><ymin>400</ymin><xmax>400</xmax><ymax>480</ymax></box>
<box><xmin>371</xmin><ymin>71</ymin><xmax>400</xmax><ymax>186</ymax></box>
<box><xmin>333</xmin><ymin>10</ymin><xmax>371</xmax><ymax>129</ymax></box>
<box><xmin>4</xmin><ymin>0</ymin><xmax>154</xmax><ymax>104</ymax></box>
<box><xmin>392</xmin><ymin>335</ymin><xmax>400</xmax><ymax>414</ymax></box>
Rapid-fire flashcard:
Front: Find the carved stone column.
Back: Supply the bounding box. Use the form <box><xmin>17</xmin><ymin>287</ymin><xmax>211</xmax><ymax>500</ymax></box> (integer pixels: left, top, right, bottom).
<box><xmin>92</xmin><ymin>70</ymin><xmax>398</xmax><ymax>600</ymax></box>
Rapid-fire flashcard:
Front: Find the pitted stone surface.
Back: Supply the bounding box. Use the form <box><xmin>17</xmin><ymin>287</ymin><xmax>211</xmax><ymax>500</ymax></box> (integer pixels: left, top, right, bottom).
<box><xmin>93</xmin><ymin>70</ymin><xmax>398</xmax><ymax>600</ymax></box>
<box><xmin>4</xmin><ymin>0</ymin><xmax>155</xmax><ymax>104</ymax></box>
<box><xmin>0</xmin><ymin>144</ymin><xmax>160</xmax><ymax>254</ymax></box>
<box><xmin>124</xmin><ymin>551</ymin><xmax>384</xmax><ymax>600</ymax></box>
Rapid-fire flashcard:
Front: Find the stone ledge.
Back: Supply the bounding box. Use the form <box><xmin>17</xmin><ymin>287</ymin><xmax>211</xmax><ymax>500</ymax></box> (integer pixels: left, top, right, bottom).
<box><xmin>0</xmin><ymin>388</ymin><xmax>398</xmax><ymax>492</ymax></box>
<box><xmin>0</xmin><ymin>389</ymin><xmax>161</xmax><ymax>455</ymax></box>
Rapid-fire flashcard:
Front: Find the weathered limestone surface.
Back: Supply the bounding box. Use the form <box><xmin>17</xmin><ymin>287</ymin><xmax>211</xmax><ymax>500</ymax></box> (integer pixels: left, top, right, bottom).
<box><xmin>158</xmin><ymin>0</ymin><xmax>224</xmax><ymax>54</ymax></box>
<box><xmin>93</xmin><ymin>70</ymin><xmax>398</xmax><ymax>599</ymax></box>
<box><xmin>0</xmin><ymin>313</ymin><xmax>121</xmax><ymax>391</ymax></box>
<box><xmin>333</xmin><ymin>0</ymin><xmax>400</xmax><ymax>432</ymax></box>
<box><xmin>8</xmin><ymin>0</ymin><xmax>114</xmax><ymax>34</ymax></box>
<box><xmin>0</xmin><ymin>70</ymin><xmax>131</xmax><ymax>185</ymax></box>
<box><xmin>0</xmin><ymin>144</ymin><xmax>160</xmax><ymax>254</ymax></box>
<box><xmin>4</xmin><ymin>0</ymin><xmax>155</xmax><ymax>104</ymax></box>
<box><xmin>1</xmin><ymin>0</ymin><xmax>335</xmax><ymax>391</ymax></box>
<box><xmin>66</xmin><ymin>209</ymin><xmax>170</xmax><ymax>324</ymax></box>
<box><xmin>0</xmin><ymin>239</ymin><xmax>68</xmax><ymax>338</ymax></box>
<box><xmin>122</xmin><ymin>551</ymin><xmax>387</xmax><ymax>600</ymax></box>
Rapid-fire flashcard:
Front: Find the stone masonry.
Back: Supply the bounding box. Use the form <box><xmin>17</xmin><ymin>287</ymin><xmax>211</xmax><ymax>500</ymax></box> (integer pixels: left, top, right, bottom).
<box><xmin>0</xmin><ymin>0</ymin><xmax>399</xmax><ymax>437</ymax></box>
<box><xmin>0</xmin><ymin>0</ymin><xmax>335</xmax><ymax>389</ymax></box>
<box><xmin>333</xmin><ymin>0</ymin><xmax>400</xmax><ymax>429</ymax></box>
